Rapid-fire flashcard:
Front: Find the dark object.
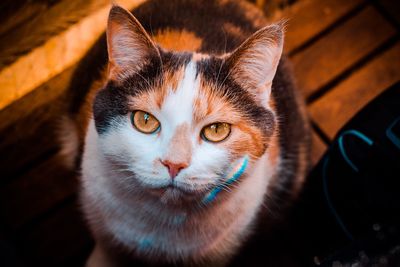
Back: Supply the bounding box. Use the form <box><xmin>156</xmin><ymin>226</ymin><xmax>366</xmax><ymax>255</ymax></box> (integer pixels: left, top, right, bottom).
<box><xmin>295</xmin><ymin>81</ymin><xmax>400</xmax><ymax>266</ymax></box>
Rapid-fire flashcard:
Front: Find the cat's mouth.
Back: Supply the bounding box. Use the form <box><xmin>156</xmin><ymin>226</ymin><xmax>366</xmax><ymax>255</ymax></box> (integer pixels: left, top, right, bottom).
<box><xmin>148</xmin><ymin>183</ymin><xmax>208</xmax><ymax>200</ymax></box>
<box><xmin>147</xmin><ymin>155</ymin><xmax>249</xmax><ymax>204</ymax></box>
<box><xmin>147</xmin><ymin>184</ymin><xmax>210</xmax><ymax>205</ymax></box>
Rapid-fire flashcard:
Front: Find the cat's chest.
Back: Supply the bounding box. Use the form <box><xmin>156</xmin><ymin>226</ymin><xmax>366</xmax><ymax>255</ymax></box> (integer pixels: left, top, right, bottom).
<box><xmin>104</xmin><ymin>198</ymin><xmax>244</xmax><ymax>259</ymax></box>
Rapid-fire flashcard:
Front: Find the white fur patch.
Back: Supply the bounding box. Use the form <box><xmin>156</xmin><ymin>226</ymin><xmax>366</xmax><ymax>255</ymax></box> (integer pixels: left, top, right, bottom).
<box><xmin>161</xmin><ymin>61</ymin><xmax>198</xmax><ymax>127</ymax></box>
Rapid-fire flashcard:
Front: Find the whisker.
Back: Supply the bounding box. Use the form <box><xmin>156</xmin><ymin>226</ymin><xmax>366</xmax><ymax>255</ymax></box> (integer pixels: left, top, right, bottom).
<box><xmin>136</xmin><ymin>72</ymin><xmax>152</xmax><ymax>88</ymax></box>
<box><xmin>113</xmin><ymin>168</ymin><xmax>134</xmax><ymax>172</ymax></box>
<box><xmin>215</xmin><ymin>28</ymin><xmax>228</xmax><ymax>82</ymax></box>
<box><xmin>262</xmin><ymin>202</ymin><xmax>277</xmax><ymax>218</ymax></box>
<box><xmin>218</xmin><ymin>183</ymin><xmax>233</xmax><ymax>192</ymax></box>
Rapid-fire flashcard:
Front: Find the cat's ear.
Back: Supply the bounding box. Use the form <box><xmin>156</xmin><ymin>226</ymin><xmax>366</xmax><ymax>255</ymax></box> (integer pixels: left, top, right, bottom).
<box><xmin>226</xmin><ymin>23</ymin><xmax>284</xmax><ymax>105</ymax></box>
<box><xmin>106</xmin><ymin>5</ymin><xmax>159</xmax><ymax>80</ymax></box>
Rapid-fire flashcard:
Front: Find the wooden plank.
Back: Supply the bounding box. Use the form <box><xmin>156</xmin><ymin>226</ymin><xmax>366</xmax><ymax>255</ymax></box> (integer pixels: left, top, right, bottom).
<box><xmin>0</xmin><ymin>65</ymin><xmax>76</xmax><ymax>182</ymax></box>
<box><xmin>0</xmin><ymin>66</ymin><xmax>74</xmax><ymax>132</ymax></box>
<box><xmin>281</xmin><ymin>0</ymin><xmax>363</xmax><ymax>53</ymax></box>
<box><xmin>311</xmin><ymin>131</ymin><xmax>327</xmax><ymax>166</ymax></box>
<box><xmin>291</xmin><ymin>5</ymin><xmax>396</xmax><ymax>97</ymax></box>
<box><xmin>0</xmin><ymin>155</ymin><xmax>77</xmax><ymax>230</ymax></box>
<box><xmin>309</xmin><ymin>42</ymin><xmax>400</xmax><ymax>139</ymax></box>
<box><xmin>378</xmin><ymin>0</ymin><xmax>400</xmax><ymax>25</ymax></box>
<box><xmin>16</xmin><ymin>199</ymin><xmax>93</xmax><ymax>267</ymax></box>
<box><xmin>0</xmin><ymin>0</ymin><xmax>109</xmax><ymax>69</ymax></box>
<box><xmin>0</xmin><ymin>94</ymin><xmax>65</xmax><ymax>182</ymax></box>
<box><xmin>0</xmin><ymin>1</ymin><xmax>58</xmax><ymax>37</ymax></box>
<box><xmin>0</xmin><ymin>0</ymin><xmax>146</xmax><ymax>111</ymax></box>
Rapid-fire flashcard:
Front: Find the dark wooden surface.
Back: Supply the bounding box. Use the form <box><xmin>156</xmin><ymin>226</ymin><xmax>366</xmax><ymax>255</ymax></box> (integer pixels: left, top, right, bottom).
<box><xmin>0</xmin><ymin>0</ymin><xmax>399</xmax><ymax>266</ymax></box>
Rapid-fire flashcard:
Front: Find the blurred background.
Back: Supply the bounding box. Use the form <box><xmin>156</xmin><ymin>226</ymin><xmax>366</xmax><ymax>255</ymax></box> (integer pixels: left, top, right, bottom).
<box><xmin>0</xmin><ymin>0</ymin><xmax>399</xmax><ymax>266</ymax></box>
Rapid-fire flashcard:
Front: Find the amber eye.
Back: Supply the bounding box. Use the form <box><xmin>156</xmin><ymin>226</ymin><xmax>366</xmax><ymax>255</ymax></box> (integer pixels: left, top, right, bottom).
<box><xmin>201</xmin><ymin>122</ymin><xmax>231</xmax><ymax>142</ymax></box>
<box><xmin>131</xmin><ymin>111</ymin><xmax>160</xmax><ymax>134</ymax></box>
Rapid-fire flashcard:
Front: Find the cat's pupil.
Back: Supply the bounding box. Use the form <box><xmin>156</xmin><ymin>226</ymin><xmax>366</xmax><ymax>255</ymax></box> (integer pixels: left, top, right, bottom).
<box><xmin>143</xmin><ymin>113</ymin><xmax>150</xmax><ymax>124</ymax></box>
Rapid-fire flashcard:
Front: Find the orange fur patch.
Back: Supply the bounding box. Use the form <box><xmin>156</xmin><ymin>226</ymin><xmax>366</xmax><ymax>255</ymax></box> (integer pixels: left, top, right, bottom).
<box><xmin>163</xmin><ymin>123</ymin><xmax>192</xmax><ymax>165</ymax></box>
<box><xmin>127</xmin><ymin>66</ymin><xmax>187</xmax><ymax>110</ymax></box>
<box><xmin>233</xmin><ymin>122</ymin><xmax>267</xmax><ymax>158</ymax></box>
<box><xmin>266</xmin><ymin>132</ymin><xmax>280</xmax><ymax>166</ymax></box>
<box><xmin>194</xmin><ymin>76</ymin><xmax>270</xmax><ymax>160</ymax></box>
<box><xmin>128</xmin><ymin>90</ymin><xmax>159</xmax><ymax>114</ymax></box>
<box><xmin>153</xmin><ymin>29</ymin><xmax>203</xmax><ymax>52</ymax></box>
<box><xmin>193</xmin><ymin>79</ymin><xmax>244</xmax><ymax>125</ymax></box>
<box><xmin>154</xmin><ymin>67</ymin><xmax>186</xmax><ymax>107</ymax></box>
<box><xmin>223</xmin><ymin>23</ymin><xmax>245</xmax><ymax>39</ymax></box>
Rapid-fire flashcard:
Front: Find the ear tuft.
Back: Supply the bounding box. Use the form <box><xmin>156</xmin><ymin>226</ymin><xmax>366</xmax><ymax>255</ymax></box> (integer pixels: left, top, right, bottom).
<box><xmin>226</xmin><ymin>22</ymin><xmax>285</xmax><ymax>105</ymax></box>
<box><xmin>107</xmin><ymin>5</ymin><xmax>159</xmax><ymax>80</ymax></box>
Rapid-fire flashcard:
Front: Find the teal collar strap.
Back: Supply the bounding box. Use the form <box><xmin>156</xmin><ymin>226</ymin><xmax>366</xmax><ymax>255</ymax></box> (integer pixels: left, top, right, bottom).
<box><xmin>203</xmin><ymin>155</ymin><xmax>249</xmax><ymax>204</ymax></box>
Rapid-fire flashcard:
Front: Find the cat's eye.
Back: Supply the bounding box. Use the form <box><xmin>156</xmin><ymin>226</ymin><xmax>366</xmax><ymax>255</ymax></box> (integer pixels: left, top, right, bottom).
<box><xmin>201</xmin><ymin>123</ymin><xmax>231</xmax><ymax>142</ymax></box>
<box><xmin>131</xmin><ymin>110</ymin><xmax>160</xmax><ymax>134</ymax></box>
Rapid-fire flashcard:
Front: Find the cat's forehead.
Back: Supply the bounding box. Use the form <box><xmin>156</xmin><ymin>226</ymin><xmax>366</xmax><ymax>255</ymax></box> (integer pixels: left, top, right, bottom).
<box><xmin>160</xmin><ymin>61</ymin><xmax>199</xmax><ymax>125</ymax></box>
<box><xmin>128</xmin><ymin>54</ymin><xmax>240</xmax><ymax>126</ymax></box>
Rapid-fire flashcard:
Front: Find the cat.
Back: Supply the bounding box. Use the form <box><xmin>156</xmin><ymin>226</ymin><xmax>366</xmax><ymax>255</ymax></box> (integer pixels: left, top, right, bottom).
<box><xmin>61</xmin><ymin>0</ymin><xmax>310</xmax><ymax>266</ymax></box>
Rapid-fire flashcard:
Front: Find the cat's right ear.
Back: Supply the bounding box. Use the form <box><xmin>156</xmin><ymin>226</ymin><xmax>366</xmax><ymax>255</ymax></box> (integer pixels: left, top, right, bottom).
<box><xmin>106</xmin><ymin>5</ymin><xmax>159</xmax><ymax>80</ymax></box>
<box><xmin>224</xmin><ymin>23</ymin><xmax>284</xmax><ymax>106</ymax></box>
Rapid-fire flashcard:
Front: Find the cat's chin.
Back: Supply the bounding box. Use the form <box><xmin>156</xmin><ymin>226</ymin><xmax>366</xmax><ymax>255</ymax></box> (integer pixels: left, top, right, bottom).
<box><xmin>148</xmin><ymin>185</ymin><xmax>206</xmax><ymax>204</ymax></box>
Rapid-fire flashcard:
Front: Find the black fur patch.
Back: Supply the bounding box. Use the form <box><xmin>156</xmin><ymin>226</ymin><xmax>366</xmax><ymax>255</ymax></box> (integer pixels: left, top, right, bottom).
<box><xmin>196</xmin><ymin>57</ymin><xmax>275</xmax><ymax>139</ymax></box>
<box><xmin>132</xmin><ymin>0</ymin><xmax>259</xmax><ymax>53</ymax></box>
<box><xmin>93</xmin><ymin>51</ymin><xmax>192</xmax><ymax>134</ymax></box>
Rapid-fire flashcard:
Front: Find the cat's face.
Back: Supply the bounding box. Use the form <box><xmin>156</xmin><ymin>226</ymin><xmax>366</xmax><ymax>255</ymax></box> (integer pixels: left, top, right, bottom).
<box><xmin>91</xmin><ymin>6</ymin><xmax>283</xmax><ymax>204</ymax></box>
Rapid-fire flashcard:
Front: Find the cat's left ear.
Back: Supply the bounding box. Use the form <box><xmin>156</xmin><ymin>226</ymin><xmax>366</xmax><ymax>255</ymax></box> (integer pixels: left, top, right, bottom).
<box><xmin>226</xmin><ymin>23</ymin><xmax>284</xmax><ymax>105</ymax></box>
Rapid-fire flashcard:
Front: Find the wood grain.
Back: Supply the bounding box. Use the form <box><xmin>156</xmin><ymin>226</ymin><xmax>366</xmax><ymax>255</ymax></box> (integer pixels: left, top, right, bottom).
<box><xmin>0</xmin><ymin>93</ymin><xmax>66</xmax><ymax>182</ymax></box>
<box><xmin>378</xmin><ymin>0</ymin><xmax>400</xmax><ymax>25</ymax></box>
<box><xmin>281</xmin><ymin>0</ymin><xmax>363</xmax><ymax>53</ymax></box>
<box><xmin>0</xmin><ymin>1</ymin><xmax>54</xmax><ymax>37</ymax></box>
<box><xmin>291</xmin><ymin>5</ymin><xmax>396</xmax><ymax>97</ymax></box>
<box><xmin>311</xmin><ymin>131</ymin><xmax>327</xmax><ymax>166</ymax></box>
<box><xmin>0</xmin><ymin>0</ymin><xmax>146</xmax><ymax>112</ymax></box>
<box><xmin>0</xmin><ymin>0</ymin><xmax>109</xmax><ymax>69</ymax></box>
<box><xmin>0</xmin><ymin>155</ymin><xmax>77</xmax><ymax>230</ymax></box>
<box><xmin>0</xmin><ymin>67</ymin><xmax>75</xmax><ymax>132</ymax></box>
<box><xmin>309</xmin><ymin>42</ymin><xmax>400</xmax><ymax>139</ymax></box>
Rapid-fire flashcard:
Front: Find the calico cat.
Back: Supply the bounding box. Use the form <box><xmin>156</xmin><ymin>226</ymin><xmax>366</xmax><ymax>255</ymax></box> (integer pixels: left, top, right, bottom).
<box><xmin>61</xmin><ymin>0</ymin><xmax>310</xmax><ymax>266</ymax></box>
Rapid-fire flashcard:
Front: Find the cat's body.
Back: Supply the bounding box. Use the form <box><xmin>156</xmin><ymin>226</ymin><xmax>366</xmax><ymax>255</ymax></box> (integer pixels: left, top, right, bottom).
<box><xmin>62</xmin><ymin>0</ymin><xmax>310</xmax><ymax>266</ymax></box>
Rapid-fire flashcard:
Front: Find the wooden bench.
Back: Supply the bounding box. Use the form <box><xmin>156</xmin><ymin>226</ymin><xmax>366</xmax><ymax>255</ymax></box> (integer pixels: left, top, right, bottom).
<box><xmin>0</xmin><ymin>0</ymin><xmax>398</xmax><ymax>265</ymax></box>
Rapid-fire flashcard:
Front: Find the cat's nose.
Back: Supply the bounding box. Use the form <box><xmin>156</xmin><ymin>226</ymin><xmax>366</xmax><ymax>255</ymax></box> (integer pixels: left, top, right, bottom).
<box><xmin>160</xmin><ymin>160</ymin><xmax>188</xmax><ymax>179</ymax></box>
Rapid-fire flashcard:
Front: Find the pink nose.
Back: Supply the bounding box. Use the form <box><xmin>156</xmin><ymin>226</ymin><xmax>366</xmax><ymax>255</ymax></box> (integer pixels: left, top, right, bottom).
<box><xmin>161</xmin><ymin>160</ymin><xmax>188</xmax><ymax>179</ymax></box>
